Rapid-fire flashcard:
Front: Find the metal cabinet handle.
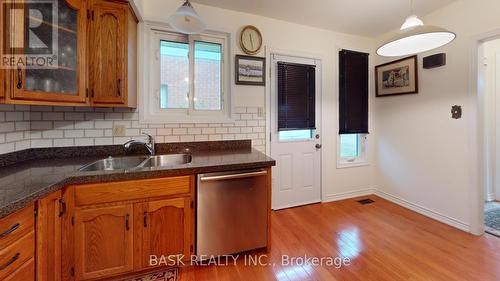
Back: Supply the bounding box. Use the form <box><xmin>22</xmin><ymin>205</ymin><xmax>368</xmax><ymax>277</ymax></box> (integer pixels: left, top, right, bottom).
<box><xmin>16</xmin><ymin>65</ymin><xmax>22</xmax><ymax>89</ymax></box>
<box><xmin>125</xmin><ymin>214</ymin><xmax>130</xmax><ymax>231</ymax></box>
<box><xmin>200</xmin><ymin>170</ymin><xmax>267</xmax><ymax>182</ymax></box>
<box><xmin>143</xmin><ymin>211</ymin><xmax>147</xmax><ymax>228</ymax></box>
<box><xmin>0</xmin><ymin>253</ymin><xmax>19</xmax><ymax>270</ymax></box>
<box><xmin>0</xmin><ymin>223</ymin><xmax>20</xmax><ymax>239</ymax></box>
<box><xmin>59</xmin><ymin>198</ymin><xmax>66</xmax><ymax>217</ymax></box>
<box><xmin>117</xmin><ymin>79</ymin><xmax>121</xmax><ymax>96</ymax></box>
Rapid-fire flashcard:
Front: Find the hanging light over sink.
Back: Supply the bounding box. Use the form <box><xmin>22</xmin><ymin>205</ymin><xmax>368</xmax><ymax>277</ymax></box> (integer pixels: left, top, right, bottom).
<box><xmin>376</xmin><ymin>0</ymin><xmax>455</xmax><ymax>57</ymax></box>
<box><xmin>168</xmin><ymin>0</ymin><xmax>206</xmax><ymax>34</ymax></box>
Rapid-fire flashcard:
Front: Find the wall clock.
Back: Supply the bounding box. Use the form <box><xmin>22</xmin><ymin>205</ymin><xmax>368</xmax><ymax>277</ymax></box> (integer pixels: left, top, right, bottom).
<box><xmin>240</xmin><ymin>25</ymin><xmax>263</xmax><ymax>55</ymax></box>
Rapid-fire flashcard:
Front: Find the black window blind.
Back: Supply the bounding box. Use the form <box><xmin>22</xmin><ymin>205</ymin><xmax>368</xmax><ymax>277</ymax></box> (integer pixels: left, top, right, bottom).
<box><xmin>277</xmin><ymin>62</ymin><xmax>316</xmax><ymax>131</ymax></box>
<box><xmin>339</xmin><ymin>49</ymin><xmax>369</xmax><ymax>134</ymax></box>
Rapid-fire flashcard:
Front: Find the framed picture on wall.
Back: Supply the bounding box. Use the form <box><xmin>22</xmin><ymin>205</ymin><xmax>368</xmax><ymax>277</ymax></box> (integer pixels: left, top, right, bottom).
<box><xmin>375</xmin><ymin>55</ymin><xmax>418</xmax><ymax>97</ymax></box>
<box><xmin>235</xmin><ymin>55</ymin><xmax>266</xmax><ymax>86</ymax></box>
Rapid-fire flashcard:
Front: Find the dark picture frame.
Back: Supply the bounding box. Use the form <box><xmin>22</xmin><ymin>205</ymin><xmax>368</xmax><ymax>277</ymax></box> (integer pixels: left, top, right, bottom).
<box><xmin>375</xmin><ymin>55</ymin><xmax>418</xmax><ymax>97</ymax></box>
<box><xmin>235</xmin><ymin>55</ymin><xmax>266</xmax><ymax>86</ymax></box>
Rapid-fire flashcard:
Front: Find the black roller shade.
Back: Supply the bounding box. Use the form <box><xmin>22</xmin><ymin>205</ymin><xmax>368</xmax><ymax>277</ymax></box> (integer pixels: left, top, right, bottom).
<box><xmin>277</xmin><ymin>62</ymin><xmax>316</xmax><ymax>131</ymax></box>
<box><xmin>339</xmin><ymin>49</ymin><xmax>369</xmax><ymax>134</ymax></box>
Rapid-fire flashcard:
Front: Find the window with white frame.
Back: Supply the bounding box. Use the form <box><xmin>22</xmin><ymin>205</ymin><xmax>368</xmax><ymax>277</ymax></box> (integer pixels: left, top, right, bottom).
<box><xmin>339</xmin><ymin>134</ymin><xmax>367</xmax><ymax>164</ymax></box>
<box><xmin>141</xmin><ymin>26</ymin><xmax>231</xmax><ymax>123</ymax></box>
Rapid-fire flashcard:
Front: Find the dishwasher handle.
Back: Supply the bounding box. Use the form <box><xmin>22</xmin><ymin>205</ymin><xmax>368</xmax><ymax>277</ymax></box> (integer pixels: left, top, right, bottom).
<box><xmin>199</xmin><ymin>170</ymin><xmax>267</xmax><ymax>182</ymax></box>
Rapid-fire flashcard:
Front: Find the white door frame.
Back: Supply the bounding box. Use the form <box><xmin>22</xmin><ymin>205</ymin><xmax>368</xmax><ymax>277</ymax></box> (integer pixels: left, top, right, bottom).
<box><xmin>265</xmin><ymin>48</ymin><xmax>324</xmax><ymax>203</ymax></box>
<box><xmin>469</xmin><ymin>28</ymin><xmax>500</xmax><ymax>236</ymax></box>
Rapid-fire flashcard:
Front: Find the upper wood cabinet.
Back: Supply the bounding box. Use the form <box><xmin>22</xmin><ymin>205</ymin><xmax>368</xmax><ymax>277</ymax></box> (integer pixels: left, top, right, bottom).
<box><xmin>89</xmin><ymin>0</ymin><xmax>136</xmax><ymax>107</ymax></box>
<box><xmin>9</xmin><ymin>0</ymin><xmax>88</xmax><ymax>105</ymax></box>
<box><xmin>74</xmin><ymin>204</ymin><xmax>134</xmax><ymax>280</ymax></box>
<box><xmin>3</xmin><ymin>0</ymin><xmax>137</xmax><ymax>107</ymax></box>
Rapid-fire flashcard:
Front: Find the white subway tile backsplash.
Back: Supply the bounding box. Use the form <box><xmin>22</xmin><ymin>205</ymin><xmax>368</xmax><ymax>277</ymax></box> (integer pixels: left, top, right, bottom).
<box><xmin>94</xmin><ymin>120</ymin><xmax>113</xmax><ymax>129</ymax></box>
<box><xmin>31</xmin><ymin>139</ymin><xmax>53</xmax><ymax>148</ymax></box>
<box><xmin>64</xmin><ymin>130</ymin><xmax>84</xmax><ymax>138</ymax></box>
<box><xmin>85</xmin><ymin>129</ymin><xmax>104</xmax><ymax>137</ymax></box>
<box><xmin>75</xmin><ymin>138</ymin><xmax>95</xmax><ymax>146</ymax></box>
<box><xmin>65</xmin><ymin>112</ymin><xmax>85</xmax><ymax>121</ymax></box>
<box><xmin>6</xmin><ymin>132</ymin><xmax>23</xmax><ymax>142</ymax></box>
<box><xmin>74</xmin><ymin>121</ymin><xmax>94</xmax><ymax>129</ymax></box>
<box><xmin>42</xmin><ymin>130</ymin><xmax>63</xmax><ymax>139</ymax></box>
<box><xmin>42</xmin><ymin>112</ymin><xmax>64</xmax><ymax>121</ymax></box>
<box><xmin>31</xmin><ymin>121</ymin><xmax>52</xmax><ymax>130</ymax></box>
<box><xmin>0</xmin><ymin>106</ymin><xmax>266</xmax><ymax>154</ymax></box>
<box><xmin>172</xmin><ymin>128</ymin><xmax>187</xmax><ymax>135</ymax></box>
<box><xmin>53</xmin><ymin>138</ymin><xmax>74</xmax><ymax>147</ymax></box>
<box><xmin>0</xmin><ymin>122</ymin><xmax>15</xmax><ymax>133</ymax></box>
<box><xmin>6</xmin><ymin>112</ymin><xmax>24</xmax><ymax>121</ymax></box>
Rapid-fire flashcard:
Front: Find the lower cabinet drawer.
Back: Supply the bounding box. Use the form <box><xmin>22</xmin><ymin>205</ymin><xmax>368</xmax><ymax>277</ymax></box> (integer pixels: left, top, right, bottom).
<box><xmin>3</xmin><ymin>258</ymin><xmax>34</xmax><ymax>281</ymax></box>
<box><xmin>0</xmin><ymin>204</ymin><xmax>34</xmax><ymax>250</ymax></box>
<box><xmin>0</xmin><ymin>232</ymin><xmax>34</xmax><ymax>280</ymax></box>
<box><xmin>74</xmin><ymin>176</ymin><xmax>192</xmax><ymax>206</ymax></box>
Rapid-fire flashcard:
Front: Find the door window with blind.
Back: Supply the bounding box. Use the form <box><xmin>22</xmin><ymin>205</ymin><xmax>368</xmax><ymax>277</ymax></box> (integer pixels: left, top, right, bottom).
<box><xmin>141</xmin><ymin>27</ymin><xmax>231</xmax><ymax>123</ymax></box>
<box><xmin>277</xmin><ymin>62</ymin><xmax>316</xmax><ymax>141</ymax></box>
<box><xmin>338</xmin><ymin>49</ymin><xmax>369</xmax><ymax>166</ymax></box>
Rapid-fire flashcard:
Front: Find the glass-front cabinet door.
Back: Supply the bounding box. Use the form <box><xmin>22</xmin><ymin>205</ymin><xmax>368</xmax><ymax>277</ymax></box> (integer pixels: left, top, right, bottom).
<box><xmin>10</xmin><ymin>0</ymin><xmax>87</xmax><ymax>104</ymax></box>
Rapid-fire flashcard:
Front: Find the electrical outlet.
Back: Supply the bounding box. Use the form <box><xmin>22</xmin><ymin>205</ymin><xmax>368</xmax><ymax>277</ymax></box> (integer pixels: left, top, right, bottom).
<box><xmin>113</xmin><ymin>124</ymin><xmax>126</xmax><ymax>136</ymax></box>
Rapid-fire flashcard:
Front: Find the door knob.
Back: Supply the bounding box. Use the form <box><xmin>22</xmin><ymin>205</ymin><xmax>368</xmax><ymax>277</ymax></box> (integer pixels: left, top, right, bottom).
<box><xmin>315</xmin><ymin>144</ymin><xmax>322</xmax><ymax>149</ymax></box>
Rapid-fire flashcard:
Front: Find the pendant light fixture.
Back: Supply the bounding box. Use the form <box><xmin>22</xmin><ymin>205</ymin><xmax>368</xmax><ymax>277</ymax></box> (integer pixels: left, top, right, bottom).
<box><xmin>376</xmin><ymin>0</ymin><xmax>455</xmax><ymax>57</ymax></box>
<box><xmin>168</xmin><ymin>0</ymin><xmax>206</xmax><ymax>34</ymax></box>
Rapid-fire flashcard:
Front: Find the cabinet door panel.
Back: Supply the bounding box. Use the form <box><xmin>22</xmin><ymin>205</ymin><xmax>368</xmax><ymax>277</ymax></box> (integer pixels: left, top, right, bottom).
<box><xmin>141</xmin><ymin>198</ymin><xmax>193</xmax><ymax>268</ymax></box>
<box><xmin>10</xmin><ymin>0</ymin><xmax>87</xmax><ymax>104</ymax></box>
<box><xmin>36</xmin><ymin>191</ymin><xmax>62</xmax><ymax>281</ymax></box>
<box><xmin>89</xmin><ymin>0</ymin><xmax>127</xmax><ymax>105</ymax></box>
<box><xmin>74</xmin><ymin>204</ymin><xmax>133</xmax><ymax>280</ymax></box>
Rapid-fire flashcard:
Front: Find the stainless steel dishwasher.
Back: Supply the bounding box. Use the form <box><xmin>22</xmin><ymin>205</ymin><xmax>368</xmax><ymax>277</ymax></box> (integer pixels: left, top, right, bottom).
<box><xmin>197</xmin><ymin>169</ymin><xmax>268</xmax><ymax>257</ymax></box>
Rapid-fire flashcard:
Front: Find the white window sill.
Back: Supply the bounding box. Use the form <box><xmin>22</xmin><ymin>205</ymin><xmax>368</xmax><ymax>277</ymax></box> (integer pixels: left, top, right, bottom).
<box><xmin>337</xmin><ymin>161</ymin><xmax>369</xmax><ymax>169</ymax></box>
<box><xmin>140</xmin><ymin>115</ymin><xmax>236</xmax><ymax>124</ymax></box>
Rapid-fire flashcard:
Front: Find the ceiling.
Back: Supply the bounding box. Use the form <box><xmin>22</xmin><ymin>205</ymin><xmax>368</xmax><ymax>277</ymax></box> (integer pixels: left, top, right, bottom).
<box><xmin>192</xmin><ymin>0</ymin><xmax>456</xmax><ymax>37</ymax></box>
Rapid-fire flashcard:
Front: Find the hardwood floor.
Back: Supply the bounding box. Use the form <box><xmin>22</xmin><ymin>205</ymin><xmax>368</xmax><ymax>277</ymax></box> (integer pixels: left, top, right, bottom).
<box><xmin>178</xmin><ymin>195</ymin><xmax>500</xmax><ymax>281</ymax></box>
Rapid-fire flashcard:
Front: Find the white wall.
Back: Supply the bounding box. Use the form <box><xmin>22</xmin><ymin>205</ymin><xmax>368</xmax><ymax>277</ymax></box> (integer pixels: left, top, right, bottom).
<box><xmin>485</xmin><ymin>39</ymin><xmax>500</xmax><ymax>201</ymax></box>
<box><xmin>140</xmin><ymin>0</ymin><xmax>376</xmax><ymax>200</ymax></box>
<box><xmin>372</xmin><ymin>0</ymin><xmax>500</xmax><ymax>232</ymax></box>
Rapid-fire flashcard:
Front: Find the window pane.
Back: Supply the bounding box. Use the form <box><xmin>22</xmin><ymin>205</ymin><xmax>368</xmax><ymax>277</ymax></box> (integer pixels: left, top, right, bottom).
<box><xmin>160</xmin><ymin>40</ymin><xmax>189</xmax><ymax>109</ymax></box>
<box><xmin>194</xmin><ymin>41</ymin><xmax>222</xmax><ymax>110</ymax></box>
<box><xmin>279</xmin><ymin>130</ymin><xmax>313</xmax><ymax>141</ymax></box>
<box><xmin>340</xmin><ymin>134</ymin><xmax>359</xmax><ymax>158</ymax></box>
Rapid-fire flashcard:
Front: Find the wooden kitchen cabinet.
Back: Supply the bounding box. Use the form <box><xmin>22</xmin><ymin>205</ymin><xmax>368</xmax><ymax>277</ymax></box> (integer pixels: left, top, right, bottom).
<box><xmin>36</xmin><ymin>190</ymin><xmax>63</xmax><ymax>281</ymax></box>
<box><xmin>74</xmin><ymin>203</ymin><xmax>134</xmax><ymax>280</ymax></box>
<box><xmin>88</xmin><ymin>0</ymin><xmax>137</xmax><ymax>107</ymax></box>
<box><xmin>64</xmin><ymin>175</ymin><xmax>195</xmax><ymax>280</ymax></box>
<box><xmin>8</xmin><ymin>0</ymin><xmax>89</xmax><ymax>105</ymax></box>
<box><xmin>0</xmin><ymin>204</ymin><xmax>35</xmax><ymax>280</ymax></box>
<box><xmin>3</xmin><ymin>0</ymin><xmax>137</xmax><ymax>107</ymax></box>
<box><xmin>138</xmin><ymin>197</ymin><xmax>194</xmax><ymax>269</ymax></box>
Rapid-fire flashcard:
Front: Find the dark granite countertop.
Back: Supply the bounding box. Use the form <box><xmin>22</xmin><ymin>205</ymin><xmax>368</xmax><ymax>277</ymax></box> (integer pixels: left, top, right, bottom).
<box><xmin>0</xmin><ymin>140</ymin><xmax>275</xmax><ymax>219</ymax></box>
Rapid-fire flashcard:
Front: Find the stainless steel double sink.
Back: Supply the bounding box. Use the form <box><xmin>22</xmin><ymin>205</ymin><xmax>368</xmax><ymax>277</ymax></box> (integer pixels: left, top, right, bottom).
<box><xmin>78</xmin><ymin>154</ymin><xmax>192</xmax><ymax>172</ymax></box>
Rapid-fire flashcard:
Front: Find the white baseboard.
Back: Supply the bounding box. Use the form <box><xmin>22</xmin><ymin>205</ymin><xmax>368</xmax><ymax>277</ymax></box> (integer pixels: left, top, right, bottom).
<box><xmin>374</xmin><ymin>190</ymin><xmax>470</xmax><ymax>232</ymax></box>
<box><xmin>323</xmin><ymin>188</ymin><xmax>375</xmax><ymax>203</ymax></box>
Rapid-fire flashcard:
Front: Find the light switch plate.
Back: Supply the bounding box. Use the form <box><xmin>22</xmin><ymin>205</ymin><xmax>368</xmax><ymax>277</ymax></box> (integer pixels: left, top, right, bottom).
<box><xmin>113</xmin><ymin>124</ymin><xmax>126</xmax><ymax>136</ymax></box>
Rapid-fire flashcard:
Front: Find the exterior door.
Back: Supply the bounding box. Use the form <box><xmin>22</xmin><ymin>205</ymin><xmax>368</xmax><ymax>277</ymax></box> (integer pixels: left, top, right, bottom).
<box><xmin>74</xmin><ymin>204</ymin><xmax>134</xmax><ymax>280</ymax></box>
<box><xmin>139</xmin><ymin>197</ymin><xmax>193</xmax><ymax>268</ymax></box>
<box><xmin>270</xmin><ymin>54</ymin><xmax>322</xmax><ymax>210</ymax></box>
<box><xmin>89</xmin><ymin>0</ymin><xmax>127</xmax><ymax>105</ymax></box>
